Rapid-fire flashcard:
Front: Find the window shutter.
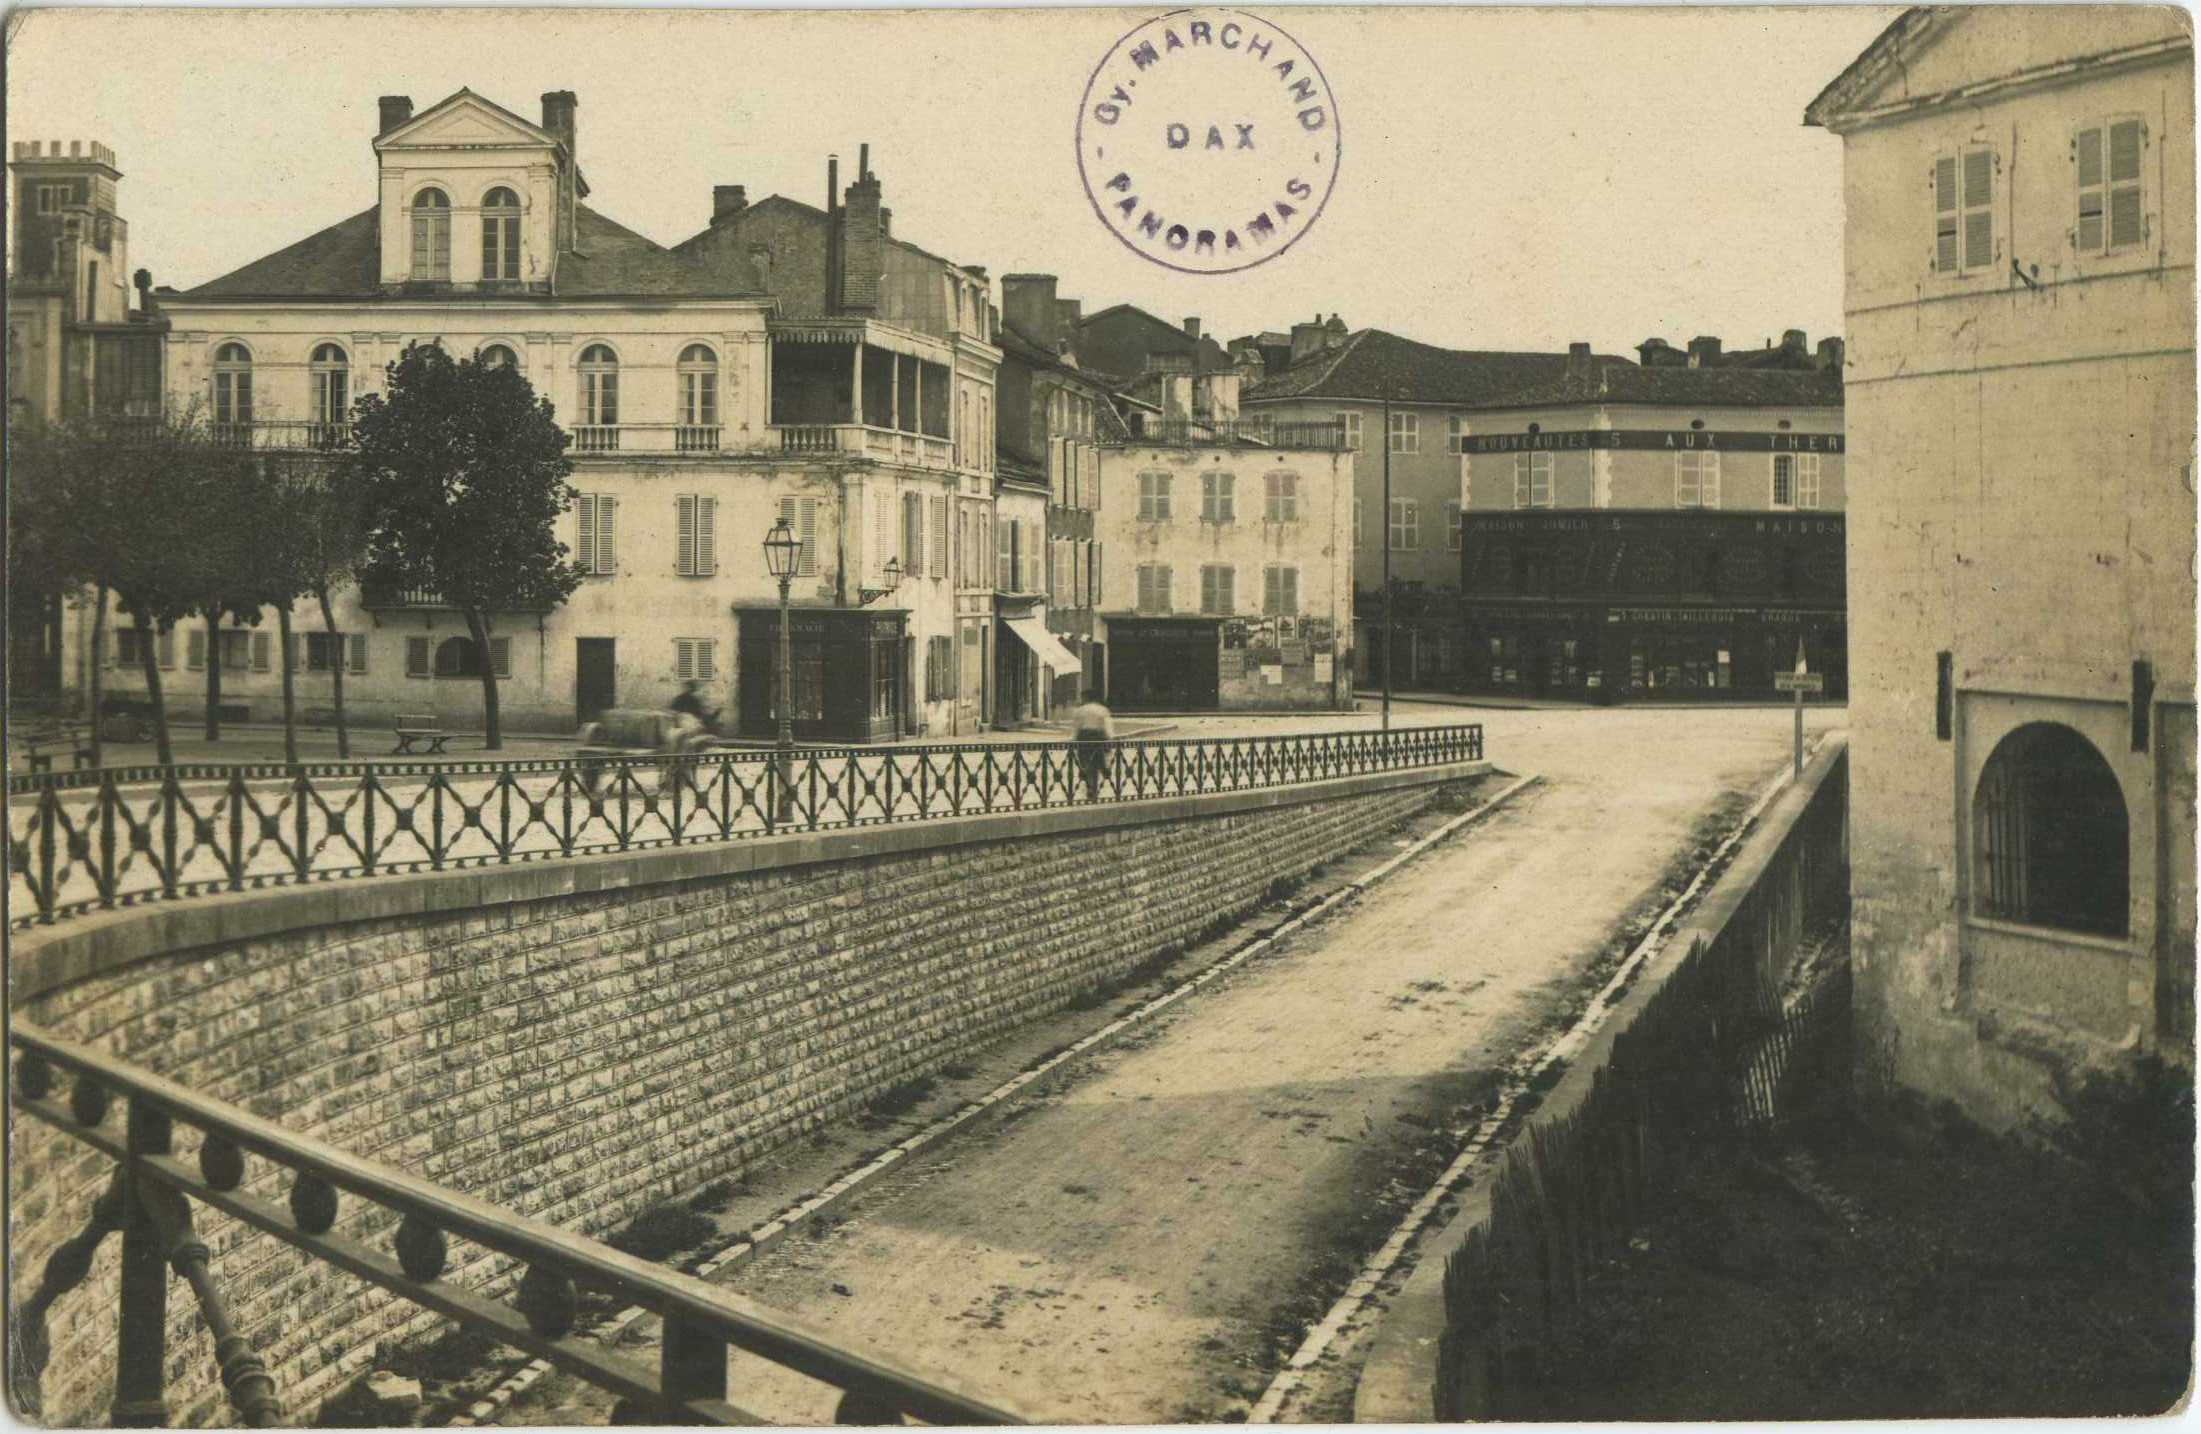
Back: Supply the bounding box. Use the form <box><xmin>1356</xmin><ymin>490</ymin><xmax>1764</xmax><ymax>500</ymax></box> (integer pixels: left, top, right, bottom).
<box><xmin>931</xmin><ymin>495</ymin><xmax>948</xmax><ymax>577</ymax></box>
<box><xmin>1283</xmin><ymin>568</ymin><xmax>1297</xmax><ymax>614</ymax></box>
<box><xmin>997</xmin><ymin>511</ymin><xmax>1014</xmax><ymax>589</ymax></box>
<box><xmin>698</xmin><ymin>496</ymin><xmax>716</xmax><ymax>576</ymax></box>
<box><xmin>1137</xmin><ymin>565</ymin><xmax>1152</xmax><ymax>612</ymax></box>
<box><xmin>1264</xmin><ymin>566</ymin><xmax>1280</xmax><ymax>615</ymax></box>
<box><xmin>1157</xmin><ymin>566</ymin><xmax>1172</xmax><ymax>611</ymax></box>
<box><xmin>1092</xmin><ymin>541</ymin><xmax>1103</xmax><ymax>606</ymax></box>
<box><xmin>779</xmin><ymin>495</ymin><xmax>818</xmax><ymax>576</ymax></box>
<box><xmin>350</xmin><ymin>634</ymin><xmax>369</xmax><ymax>673</ymax></box>
<box><xmin>1702</xmin><ymin>453</ymin><xmax>1721</xmax><ymax>509</ymax></box>
<box><xmin>187</xmin><ymin>629</ymin><xmax>206</xmax><ymax>670</ymax></box>
<box><xmin>677</xmin><ymin>494</ymin><xmax>697</xmax><ymax>575</ymax></box>
<box><xmin>2075</xmin><ymin>124</ymin><xmax>2105</xmax><ymax>251</ymax></box>
<box><xmin>1961</xmin><ymin>148</ymin><xmax>1994</xmax><ymax>271</ymax></box>
<box><xmin>1201</xmin><ymin>566</ymin><xmax>1218</xmax><ymax>613</ymax></box>
<box><xmin>407</xmin><ymin>635</ymin><xmax>430</xmax><ymax>677</ymax></box>
<box><xmin>578</xmin><ymin>495</ymin><xmax>597</xmax><ymax>574</ymax></box>
<box><xmin>675</xmin><ymin>638</ymin><xmax>694</xmax><ymax>682</ymax></box>
<box><xmin>157</xmin><ymin>629</ymin><xmax>174</xmax><ymax>669</ymax></box>
<box><xmin>1514</xmin><ymin>455</ymin><xmax>1529</xmax><ymax>508</ymax></box>
<box><xmin>597</xmin><ymin>496</ymin><xmax>617</xmax><ymax>574</ymax></box>
<box><xmin>1071</xmin><ymin>539</ymin><xmax>1085</xmax><ymax>608</ymax></box>
<box><xmin>2108</xmin><ymin>118</ymin><xmax>2144</xmax><ymax>248</ymax></box>
<box><xmin>1933</xmin><ymin>154</ymin><xmax>1959</xmax><ymax>272</ymax></box>
<box><xmin>1798</xmin><ymin>455</ymin><xmax>1821</xmax><ymax>510</ymax></box>
<box><xmin>490</xmin><ymin>637</ymin><xmax>511</xmax><ymax>678</ymax></box>
<box><xmin>698</xmin><ymin>640</ymin><xmax>716</xmax><ymax>682</ymax></box>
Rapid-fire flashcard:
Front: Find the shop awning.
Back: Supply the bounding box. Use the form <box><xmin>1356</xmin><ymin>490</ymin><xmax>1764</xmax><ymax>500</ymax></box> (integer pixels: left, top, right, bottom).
<box><xmin>1002</xmin><ymin>617</ymin><xmax>1083</xmax><ymax>674</ymax></box>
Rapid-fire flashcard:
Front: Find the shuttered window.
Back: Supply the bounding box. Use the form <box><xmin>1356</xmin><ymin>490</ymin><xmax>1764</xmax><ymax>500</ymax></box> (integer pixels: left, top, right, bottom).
<box><xmin>1090</xmin><ymin>541</ymin><xmax>1103</xmax><ymax>607</ymax></box>
<box><xmin>1136</xmin><ymin>564</ymin><xmax>1173</xmax><ymax>614</ymax></box>
<box><xmin>1264</xmin><ymin>472</ymin><xmax>1299</xmax><ymax>522</ymax></box>
<box><xmin>406</xmin><ymin>636</ymin><xmax>432</xmax><ymax>677</ymax></box>
<box><xmin>1072</xmin><ymin>538</ymin><xmax>1088</xmax><ymax>609</ymax></box>
<box><xmin>1263</xmin><ymin>565</ymin><xmax>1299</xmax><ymax>617</ymax></box>
<box><xmin>904</xmin><ymin>492</ymin><xmax>924</xmax><ymax>575</ymax></box>
<box><xmin>576</xmin><ymin>494</ymin><xmax>617</xmax><ymax>575</ymax></box>
<box><xmin>2076</xmin><ymin>118</ymin><xmax>2146</xmax><ymax>254</ymax></box>
<box><xmin>930</xmin><ymin>495</ymin><xmax>949</xmax><ymax>577</ymax></box>
<box><xmin>1934</xmin><ymin>148</ymin><xmax>1996</xmax><ymax>274</ymax></box>
<box><xmin>676</xmin><ymin>494</ymin><xmax>717</xmax><ymax>576</ymax></box>
<box><xmin>996</xmin><ymin>511</ymin><xmax>1015</xmax><ymax>591</ymax></box>
<box><xmin>1796</xmin><ymin>454</ymin><xmax>1820</xmax><ymax>510</ymax></box>
<box><xmin>1201</xmin><ymin>472</ymin><xmax>1235</xmax><ymax>522</ymax></box>
<box><xmin>873</xmin><ymin>486</ymin><xmax>899</xmax><ymax>583</ymax></box>
<box><xmin>1138</xmin><ymin>472</ymin><xmax>1172</xmax><ymax>521</ymax></box>
<box><xmin>490</xmin><ymin>637</ymin><xmax>512</xmax><ymax>679</ymax></box>
<box><xmin>778</xmin><ymin>495</ymin><xmax>818</xmax><ymax>577</ymax></box>
<box><xmin>1200</xmin><ymin>564</ymin><xmax>1235</xmax><ymax>615</ymax></box>
<box><xmin>674</xmin><ymin>638</ymin><xmax>717</xmax><ymax>682</ymax></box>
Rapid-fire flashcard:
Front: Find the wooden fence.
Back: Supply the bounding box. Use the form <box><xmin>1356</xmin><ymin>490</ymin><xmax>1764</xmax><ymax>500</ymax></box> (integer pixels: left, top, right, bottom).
<box><xmin>1434</xmin><ymin>749</ymin><xmax>1849</xmax><ymax>1419</ymax></box>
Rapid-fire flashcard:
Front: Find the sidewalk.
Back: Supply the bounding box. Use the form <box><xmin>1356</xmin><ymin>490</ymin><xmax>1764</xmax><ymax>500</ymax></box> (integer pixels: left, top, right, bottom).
<box><xmin>1381</xmin><ymin>689</ymin><xmax>1848</xmax><ymax>713</ymax></box>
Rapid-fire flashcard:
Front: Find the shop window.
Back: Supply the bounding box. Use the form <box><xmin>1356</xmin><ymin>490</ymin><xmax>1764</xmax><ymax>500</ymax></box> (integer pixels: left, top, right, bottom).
<box><xmin>1974</xmin><ymin>722</ymin><xmax>2129</xmax><ymax>937</ymax></box>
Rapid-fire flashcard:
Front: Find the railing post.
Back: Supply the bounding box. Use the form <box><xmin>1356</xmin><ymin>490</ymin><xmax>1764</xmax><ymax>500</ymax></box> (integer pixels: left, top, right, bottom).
<box><xmin>226</xmin><ymin>769</ymin><xmax>248</xmax><ymax>891</ymax></box>
<box><xmin>659</xmin><ymin>1316</ymin><xmax>728</xmax><ymax>1421</ymax></box>
<box><xmin>112</xmin><ymin>1097</ymin><xmax>173</xmax><ymax>1427</ymax></box>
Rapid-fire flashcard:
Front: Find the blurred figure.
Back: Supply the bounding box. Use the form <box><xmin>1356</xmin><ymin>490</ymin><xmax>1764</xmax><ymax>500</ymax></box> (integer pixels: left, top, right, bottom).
<box><xmin>1072</xmin><ymin>688</ymin><xmax>1112</xmax><ymax>800</ymax></box>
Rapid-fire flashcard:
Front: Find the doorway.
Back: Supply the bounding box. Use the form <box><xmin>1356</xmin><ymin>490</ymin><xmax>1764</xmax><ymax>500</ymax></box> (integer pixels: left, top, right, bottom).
<box><xmin>575</xmin><ymin>638</ymin><xmax>616</xmax><ymax>725</ymax></box>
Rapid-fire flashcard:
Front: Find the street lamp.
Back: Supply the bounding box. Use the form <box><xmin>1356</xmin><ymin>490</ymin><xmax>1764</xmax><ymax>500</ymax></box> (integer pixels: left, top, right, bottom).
<box><xmin>762</xmin><ymin>517</ymin><xmax>801</xmax><ymax>823</ymax></box>
<box><xmin>860</xmin><ymin>555</ymin><xmax>903</xmax><ymax>606</ymax></box>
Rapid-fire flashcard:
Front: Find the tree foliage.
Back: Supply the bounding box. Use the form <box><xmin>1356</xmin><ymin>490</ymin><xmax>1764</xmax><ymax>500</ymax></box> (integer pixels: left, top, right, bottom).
<box><xmin>345</xmin><ymin>344</ymin><xmax>582</xmax><ymax>748</ymax></box>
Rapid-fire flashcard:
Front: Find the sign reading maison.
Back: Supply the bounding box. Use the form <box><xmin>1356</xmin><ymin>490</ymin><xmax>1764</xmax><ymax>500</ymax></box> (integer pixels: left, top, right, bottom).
<box><xmin>1464</xmin><ymin>430</ymin><xmax>1846</xmax><ymax>454</ymax></box>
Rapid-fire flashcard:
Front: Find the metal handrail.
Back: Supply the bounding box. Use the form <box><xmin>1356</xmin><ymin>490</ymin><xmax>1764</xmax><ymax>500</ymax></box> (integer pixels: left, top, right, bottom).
<box><xmin>10</xmin><ymin>1023</ymin><xmax>1034</xmax><ymax>1426</ymax></box>
<box><xmin>7</xmin><ymin>725</ymin><xmax>1486</xmax><ymax>929</ymax></box>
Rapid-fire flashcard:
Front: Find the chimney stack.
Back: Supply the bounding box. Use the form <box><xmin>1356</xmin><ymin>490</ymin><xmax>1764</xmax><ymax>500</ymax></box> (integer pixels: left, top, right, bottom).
<box><xmin>1001</xmin><ymin>274</ymin><xmax>1060</xmax><ymax>351</ymax></box>
<box><xmin>880</xmin><ymin>207</ymin><xmax>892</xmax><ymax>237</ymax></box>
<box><xmin>377</xmin><ymin>95</ymin><xmax>414</xmax><ymax>135</ymax></box>
<box><xmin>539</xmin><ymin>91</ymin><xmax>577</xmax><ymax>153</ymax></box>
<box><xmin>1686</xmin><ymin>335</ymin><xmax>1722</xmax><ymax>368</ymax></box>
<box><xmin>712</xmin><ymin>185</ymin><xmax>747</xmax><ymax>224</ymax></box>
<box><xmin>838</xmin><ymin>161</ymin><xmax>884</xmax><ymax>313</ymax></box>
<box><xmin>132</xmin><ymin>267</ymin><xmax>153</xmax><ymax>317</ymax></box>
<box><xmin>1782</xmin><ymin>328</ymin><xmax>1808</xmax><ymax>355</ymax></box>
<box><xmin>1566</xmin><ymin>341</ymin><xmax>1593</xmax><ymax>378</ymax></box>
<box><xmin>1816</xmin><ymin>336</ymin><xmax>1846</xmax><ymax>373</ymax></box>
<box><xmin>859</xmin><ymin>143</ymin><xmax>870</xmax><ymax>179</ymax></box>
<box><xmin>1183</xmin><ymin>316</ymin><xmax>1202</xmax><ymax>340</ymax></box>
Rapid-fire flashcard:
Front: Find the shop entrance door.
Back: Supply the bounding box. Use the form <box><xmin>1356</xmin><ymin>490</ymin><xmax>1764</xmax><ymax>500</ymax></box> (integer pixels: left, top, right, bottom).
<box><xmin>958</xmin><ymin>623</ymin><xmax>985</xmax><ymax>732</ymax></box>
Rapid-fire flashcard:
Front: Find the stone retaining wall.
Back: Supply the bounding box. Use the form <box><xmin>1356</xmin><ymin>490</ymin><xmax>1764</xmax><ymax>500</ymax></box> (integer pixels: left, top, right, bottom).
<box><xmin>10</xmin><ymin>761</ymin><xmax>1479</xmax><ymax>1425</ymax></box>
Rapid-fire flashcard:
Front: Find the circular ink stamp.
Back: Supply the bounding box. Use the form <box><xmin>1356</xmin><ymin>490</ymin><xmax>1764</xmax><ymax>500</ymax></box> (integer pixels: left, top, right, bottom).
<box><xmin>1076</xmin><ymin>8</ymin><xmax>1341</xmax><ymax>275</ymax></box>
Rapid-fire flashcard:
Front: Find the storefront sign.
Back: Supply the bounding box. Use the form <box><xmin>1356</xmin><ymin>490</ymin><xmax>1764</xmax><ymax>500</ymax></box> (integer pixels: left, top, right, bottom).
<box><xmin>1465</xmin><ymin>429</ymin><xmax>1844</xmax><ymax>455</ymax></box>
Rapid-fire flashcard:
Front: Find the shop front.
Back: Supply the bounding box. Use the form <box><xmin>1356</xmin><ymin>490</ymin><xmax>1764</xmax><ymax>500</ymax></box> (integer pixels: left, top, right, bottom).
<box><xmin>1105</xmin><ymin>616</ymin><xmax>1222</xmax><ymax>711</ymax></box>
<box><xmin>1457</xmin><ymin>510</ymin><xmax>1848</xmax><ymax>702</ymax></box>
<box><xmin>994</xmin><ymin>609</ymin><xmax>1081</xmax><ymax>727</ymax></box>
<box><xmin>734</xmin><ymin>604</ymin><xmax>909</xmax><ymax>744</ymax></box>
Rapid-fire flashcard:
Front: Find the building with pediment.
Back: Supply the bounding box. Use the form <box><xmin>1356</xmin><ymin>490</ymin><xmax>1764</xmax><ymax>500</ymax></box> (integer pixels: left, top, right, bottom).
<box><xmin>1808</xmin><ymin>7</ymin><xmax>2195</xmax><ymax>1126</ymax></box>
<box><xmin>99</xmin><ymin>88</ymin><xmax>1005</xmax><ymax>741</ymax></box>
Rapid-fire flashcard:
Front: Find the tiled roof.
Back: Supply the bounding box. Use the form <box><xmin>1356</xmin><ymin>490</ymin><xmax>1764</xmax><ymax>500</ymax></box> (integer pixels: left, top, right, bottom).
<box><xmin>1489</xmin><ymin>362</ymin><xmax>1844</xmax><ymax>410</ymax></box>
<box><xmin>1242</xmin><ymin>329</ymin><xmax>1633</xmax><ymax>406</ymax></box>
<box><xmin>1075</xmin><ymin>303</ymin><xmax>1233</xmax><ymax>375</ymax></box>
<box><xmin>180</xmin><ymin>204</ymin><xmax>762</xmax><ymax>300</ymax></box>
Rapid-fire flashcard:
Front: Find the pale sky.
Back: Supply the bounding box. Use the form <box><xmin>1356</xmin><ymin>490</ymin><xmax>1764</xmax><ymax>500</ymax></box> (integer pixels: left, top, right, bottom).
<box><xmin>5</xmin><ymin>5</ymin><xmax>1899</xmax><ymax>356</ymax></box>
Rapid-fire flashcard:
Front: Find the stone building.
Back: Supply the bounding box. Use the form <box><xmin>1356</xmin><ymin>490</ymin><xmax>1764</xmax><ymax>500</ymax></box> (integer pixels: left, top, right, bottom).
<box><xmin>1094</xmin><ymin>425</ymin><xmax>1355</xmax><ymax>711</ymax></box>
<box><xmin>6</xmin><ymin>139</ymin><xmax>166</xmax><ymax>705</ymax></box>
<box><xmin>1238</xmin><ymin>328</ymin><xmax>1632</xmax><ymax>685</ymax></box>
<box><xmin>1808</xmin><ymin>7</ymin><xmax>2197</xmax><ymax>1127</ymax></box>
<box><xmin>95</xmin><ymin>89</ymin><xmax>1003</xmax><ymax>742</ymax></box>
<box><xmin>1454</xmin><ymin>358</ymin><xmax>1847</xmax><ymax>701</ymax></box>
<box><xmin>994</xmin><ymin>273</ymin><xmax>1122</xmax><ymax>712</ymax></box>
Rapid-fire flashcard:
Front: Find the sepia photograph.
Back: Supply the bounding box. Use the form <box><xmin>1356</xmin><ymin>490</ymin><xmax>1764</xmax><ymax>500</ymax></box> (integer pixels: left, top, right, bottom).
<box><xmin>2</xmin><ymin>2</ymin><xmax>2194</xmax><ymax>1426</ymax></box>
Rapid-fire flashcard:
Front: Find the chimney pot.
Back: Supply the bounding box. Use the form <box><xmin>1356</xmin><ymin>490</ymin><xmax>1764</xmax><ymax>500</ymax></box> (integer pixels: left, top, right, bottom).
<box><xmin>1782</xmin><ymin>328</ymin><xmax>1808</xmax><ymax>353</ymax></box>
<box><xmin>1183</xmin><ymin>316</ymin><xmax>1202</xmax><ymax>340</ymax></box>
<box><xmin>377</xmin><ymin>95</ymin><xmax>414</xmax><ymax>135</ymax></box>
<box><xmin>859</xmin><ymin>143</ymin><xmax>870</xmax><ymax>179</ymax></box>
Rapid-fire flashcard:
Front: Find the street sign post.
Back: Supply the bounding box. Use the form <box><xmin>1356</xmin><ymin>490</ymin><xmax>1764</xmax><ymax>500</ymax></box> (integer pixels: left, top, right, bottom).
<box><xmin>1775</xmin><ymin>641</ymin><xmax>1824</xmax><ymax>778</ymax></box>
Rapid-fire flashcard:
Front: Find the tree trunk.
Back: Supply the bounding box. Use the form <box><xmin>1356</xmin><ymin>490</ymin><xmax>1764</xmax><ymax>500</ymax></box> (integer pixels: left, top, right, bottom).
<box><xmin>278</xmin><ymin>605</ymin><xmax>298</xmax><ymax>766</ymax></box>
<box><xmin>87</xmin><ymin>585</ymin><xmax>108</xmax><ymax>768</ymax></box>
<box><xmin>203</xmin><ymin>605</ymin><xmax>224</xmax><ymax>741</ymax></box>
<box><xmin>136</xmin><ymin>612</ymin><xmax>174</xmax><ymax>766</ymax></box>
<box><xmin>464</xmin><ymin>606</ymin><xmax>502</xmax><ymax>751</ymax></box>
<box><xmin>318</xmin><ymin>586</ymin><xmax>349</xmax><ymax>760</ymax></box>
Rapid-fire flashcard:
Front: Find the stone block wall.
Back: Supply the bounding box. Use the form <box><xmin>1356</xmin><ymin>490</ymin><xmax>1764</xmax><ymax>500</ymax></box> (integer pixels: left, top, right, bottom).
<box><xmin>10</xmin><ymin>767</ymin><xmax>1462</xmax><ymax>1425</ymax></box>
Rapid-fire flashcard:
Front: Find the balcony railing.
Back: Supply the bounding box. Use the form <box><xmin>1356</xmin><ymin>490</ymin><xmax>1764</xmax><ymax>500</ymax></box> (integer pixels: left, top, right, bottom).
<box><xmin>776</xmin><ymin>424</ymin><xmax>955</xmax><ymax>469</ymax></box>
<box><xmin>196</xmin><ymin>421</ymin><xmax>352</xmax><ymax>452</ymax></box>
<box><xmin>7</xmin><ymin>726</ymin><xmax>1486</xmax><ymax>928</ymax></box>
<box><xmin>1110</xmin><ymin>418</ymin><xmax>1347</xmax><ymax>451</ymax></box>
<box><xmin>8</xmin><ymin>1023</ymin><xmax>1033</xmax><ymax>1427</ymax></box>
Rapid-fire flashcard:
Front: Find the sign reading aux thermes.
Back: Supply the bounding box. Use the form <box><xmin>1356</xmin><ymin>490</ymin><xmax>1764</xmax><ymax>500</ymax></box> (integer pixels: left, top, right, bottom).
<box><xmin>1464</xmin><ymin>430</ymin><xmax>1844</xmax><ymax>455</ymax></box>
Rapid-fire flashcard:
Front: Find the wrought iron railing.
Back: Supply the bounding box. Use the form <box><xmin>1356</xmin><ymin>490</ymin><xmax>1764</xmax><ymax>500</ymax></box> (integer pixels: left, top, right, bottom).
<box><xmin>9</xmin><ymin>1023</ymin><xmax>1033</xmax><ymax>1426</ymax></box>
<box><xmin>7</xmin><ymin>726</ymin><xmax>1484</xmax><ymax>929</ymax></box>
<box><xmin>1109</xmin><ymin>418</ymin><xmax>1348</xmax><ymax>451</ymax></box>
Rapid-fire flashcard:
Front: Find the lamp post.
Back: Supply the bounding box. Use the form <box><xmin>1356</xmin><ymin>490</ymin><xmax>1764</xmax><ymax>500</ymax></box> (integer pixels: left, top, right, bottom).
<box><xmin>1381</xmin><ymin>392</ymin><xmax>1393</xmax><ymax>736</ymax></box>
<box><xmin>762</xmin><ymin>518</ymin><xmax>800</xmax><ymax>823</ymax></box>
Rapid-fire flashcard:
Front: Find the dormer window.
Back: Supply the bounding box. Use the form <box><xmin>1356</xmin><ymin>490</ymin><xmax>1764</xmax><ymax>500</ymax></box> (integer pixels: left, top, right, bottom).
<box><xmin>481</xmin><ymin>187</ymin><xmax>521</xmax><ymax>280</ymax></box>
<box><xmin>410</xmin><ymin>187</ymin><xmax>451</xmax><ymax>280</ymax></box>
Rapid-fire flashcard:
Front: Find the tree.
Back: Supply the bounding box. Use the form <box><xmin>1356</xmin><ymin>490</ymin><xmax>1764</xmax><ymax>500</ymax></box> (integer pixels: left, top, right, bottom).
<box><xmin>7</xmin><ymin>412</ymin><xmax>108</xmax><ymax>762</ymax></box>
<box><xmin>346</xmin><ymin>344</ymin><xmax>582</xmax><ymax>750</ymax></box>
<box><xmin>192</xmin><ymin>446</ymin><xmax>284</xmax><ymax>744</ymax></box>
<box><xmin>267</xmin><ymin>452</ymin><xmax>372</xmax><ymax>759</ymax></box>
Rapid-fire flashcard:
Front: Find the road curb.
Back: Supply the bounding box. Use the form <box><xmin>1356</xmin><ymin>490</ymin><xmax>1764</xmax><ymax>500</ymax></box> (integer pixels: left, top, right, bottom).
<box><xmin>447</xmin><ymin>768</ymin><xmax>1538</xmax><ymax>1426</ymax></box>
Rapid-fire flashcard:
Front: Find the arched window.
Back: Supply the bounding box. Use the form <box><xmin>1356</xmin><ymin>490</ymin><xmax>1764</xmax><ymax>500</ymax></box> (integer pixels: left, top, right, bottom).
<box><xmin>578</xmin><ymin>345</ymin><xmax>619</xmax><ymax>449</ymax></box>
<box><xmin>433</xmin><ymin>636</ymin><xmax>486</xmax><ymax>678</ymax></box>
<box><xmin>212</xmin><ymin>342</ymin><xmax>253</xmax><ymax>434</ymax></box>
<box><xmin>478</xmin><ymin>343</ymin><xmax>519</xmax><ymax>371</ymax></box>
<box><xmin>410</xmin><ymin>187</ymin><xmax>451</xmax><ymax>279</ymax></box>
<box><xmin>678</xmin><ymin>344</ymin><xmax>718</xmax><ymax>427</ymax></box>
<box><xmin>309</xmin><ymin>343</ymin><xmax>348</xmax><ymax>440</ymax></box>
<box><xmin>1975</xmin><ymin>722</ymin><xmax>2129</xmax><ymax>936</ymax></box>
<box><xmin>481</xmin><ymin>187</ymin><xmax>521</xmax><ymax>281</ymax></box>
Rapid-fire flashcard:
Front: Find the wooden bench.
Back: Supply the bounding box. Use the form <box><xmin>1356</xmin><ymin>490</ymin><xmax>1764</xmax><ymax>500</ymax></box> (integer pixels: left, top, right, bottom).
<box><xmin>18</xmin><ymin>723</ymin><xmax>93</xmax><ymax>774</ymax></box>
<box><xmin>392</xmin><ymin>714</ymin><xmax>449</xmax><ymax>755</ymax></box>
